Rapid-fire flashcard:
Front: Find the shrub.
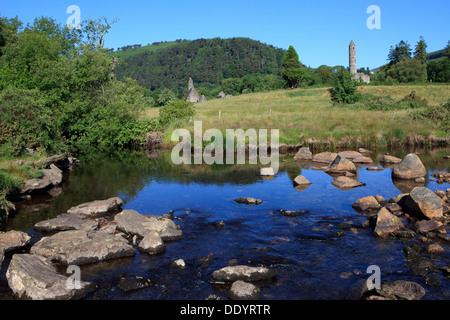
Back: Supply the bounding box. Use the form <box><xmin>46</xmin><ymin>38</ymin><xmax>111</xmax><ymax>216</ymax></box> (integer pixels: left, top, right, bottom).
<box><xmin>401</xmin><ymin>90</ymin><xmax>428</xmax><ymax>109</ymax></box>
<box><xmin>221</xmin><ymin>78</ymin><xmax>243</xmax><ymax>96</ymax></box>
<box><xmin>159</xmin><ymin>100</ymin><xmax>195</xmax><ymax>126</ymax></box>
<box><xmin>328</xmin><ymin>70</ymin><xmax>361</xmax><ymax>104</ymax></box>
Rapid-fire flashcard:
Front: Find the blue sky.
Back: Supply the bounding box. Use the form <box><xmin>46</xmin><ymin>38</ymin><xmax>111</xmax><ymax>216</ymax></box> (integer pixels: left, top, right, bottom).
<box><xmin>1</xmin><ymin>0</ymin><xmax>449</xmax><ymax>69</ymax></box>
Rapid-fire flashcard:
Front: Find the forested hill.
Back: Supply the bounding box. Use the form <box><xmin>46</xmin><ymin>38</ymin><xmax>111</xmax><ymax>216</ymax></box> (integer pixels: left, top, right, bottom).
<box><xmin>113</xmin><ymin>38</ymin><xmax>285</xmax><ymax>95</ymax></box>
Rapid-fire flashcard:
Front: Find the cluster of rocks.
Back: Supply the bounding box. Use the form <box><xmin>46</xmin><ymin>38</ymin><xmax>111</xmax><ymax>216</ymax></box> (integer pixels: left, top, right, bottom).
<box><xmin>351</xmin><ymin>186</ymin><xmax>449</xmax><ymax>299</ymax></box>
<box><xmin>210</xmin><ymin>265</ymin><xmax>277</xmax><ymax>300</ymax></box>
<box><xmin>291</xmin><ymin>147</ymin><xmax>440</xmax><ymax>192</ymax></box>
<box><xmin>1</xmin><ymin>196</ymin><xmax>184</xmax><ymax>300</ymax></box>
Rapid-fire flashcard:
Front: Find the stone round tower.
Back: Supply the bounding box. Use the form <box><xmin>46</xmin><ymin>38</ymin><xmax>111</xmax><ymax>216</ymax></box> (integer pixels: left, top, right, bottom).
<box><xmin>349</xmin><ymin>40</ymin><xmax>357</xmax><ymax>75</ymax></box>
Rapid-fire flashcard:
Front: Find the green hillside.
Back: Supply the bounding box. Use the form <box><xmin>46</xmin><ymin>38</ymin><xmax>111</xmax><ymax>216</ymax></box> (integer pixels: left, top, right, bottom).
<box><xmin>113</xmin><ymin>37</ymin><xmax>286</xmax><ymax>96</ymax></box>
<box><xmin>111</xmin><ymin>41</ymin><xmax>179</xmax><ymax>59</ymax></box>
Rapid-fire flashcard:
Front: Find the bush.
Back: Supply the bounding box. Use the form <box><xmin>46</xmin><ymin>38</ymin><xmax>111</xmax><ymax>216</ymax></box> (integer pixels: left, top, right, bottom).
<box><xmin>328</xmin><ymin>70</ymin><xmax>361</xmax><ymax>104</ymax></box>
<box><xmin>159</xmin><ymin>100</ymin><xmax>195</xmax><ymax>126</ymax></box>
<box><xmin>358</xmin><ymin>94</ymin><xmax>397</xmax><ymax>111</ymax></box>
<box><xmin>155</xmin><ymin>88</ymin><xmax>177</xmax><ymax>107</ymax></box>
<box><xmin>401</xmin><ymin>90</ymin><xmax>428</xmax><ymax>109</ymax></box>
<box><xmin>410</xmin><ymin>101</ymin><xmax>449</xmax><ymax>132</ymax></box>
<box><xmin>221</xmin><ymin>78</ymin><xmax>243</xmax><ymax>96</ymax></box>
<box><xmin>0</xmin><ymin>86</ymin><xmax>63</xmax><ymax>156</ymax></box>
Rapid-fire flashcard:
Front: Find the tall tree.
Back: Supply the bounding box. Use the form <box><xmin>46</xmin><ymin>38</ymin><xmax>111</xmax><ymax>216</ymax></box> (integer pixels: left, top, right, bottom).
<box><xmin>282</xmin><ymin>46</ymin><xmax>302</xmax><ymax>88</ymax></box>
<box><xmin>388</xmin><ymin>40</ymin><xmax>411</xmax><ymax>65</ymax></box>
<box><xmin>414</xmin><ymin>36</ymin><xmax>427</xmax><ymax>64</ymax></box>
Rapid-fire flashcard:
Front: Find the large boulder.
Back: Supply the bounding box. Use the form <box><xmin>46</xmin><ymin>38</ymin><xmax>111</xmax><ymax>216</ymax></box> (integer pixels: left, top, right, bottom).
<box><xmin>67</xmin><ymin>197</ymin><xmax>123</xmax><ymax>218</ymax></box>
<box><xmin>312</xmin><ymin>152</ymin><xmax>338</xmax><ymax>164</ymax></box>
<box><xmin>372</xmin><ymin>207</ymin><xmax>404</xmax><ymax>238</ymax></box>
<box><xmin>392</xmin><ymin>154</ymin><xmax>427</xmax><ymax>180</ymax></box>
<box><xmin>399</xmin><ymin>187</ymin><xmax>443</xmax><ymax>220</ymax></box>
<box><xmin>6</xmin><ymin>254</ymin><xmax>94</xmax><ymax>300</ymax></box>
<box><xmin>0</xmin><ymin>230</ymin><xmax>31</xmax><ymax>252</ymax></box>
<box><xmin>34</xmin><ymin>213</ymin><xmax>99</xmax><ymax>233</ymax></box>
<box><xmin>212</xmin><ymin>265</ymin><xmax>277</xmax><ymax>282</ymax></box>
<box><xmin>114</xmin><ymin>209</ymin><xmax>183</xmax><ymax>241</ymax></box>
<box><xmin>293</xmin><ymin>147</ymin><xmax>312</xmax><ymax>161</ymax></box>
<box><xmin>327</xmin><ymin>155</ymin><xmax>356</xmax><ymax>174</ymax></box>
<box><xmin>30</xmin><ymin>229</ymin><xmax>135</xmax><ymax>265</ymax></box>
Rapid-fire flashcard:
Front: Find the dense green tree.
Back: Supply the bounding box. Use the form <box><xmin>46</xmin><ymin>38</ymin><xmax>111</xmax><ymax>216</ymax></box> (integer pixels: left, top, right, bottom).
<box><xmin>427</xmin><ymin>58</ymin><xmax>450</xmax><ymax>82</ymax></box>
<box><xmin>221</xmin><ymin>78</ymin><xmax>244</xmax><ymax>95</ymax></box>
<box><xmin>387</xmin><ymin>57</ymin><xmax>427</xmax><ymax>83</ymax></box>
<box><xmin>282</xmin><ymin>46</ymin><xmax>302</xmax><ymax>88</ymax></box>
<box><xmin>0</xmin><ymin>15</ymin><xmax>153</xmax><ymax>155</ymax></box>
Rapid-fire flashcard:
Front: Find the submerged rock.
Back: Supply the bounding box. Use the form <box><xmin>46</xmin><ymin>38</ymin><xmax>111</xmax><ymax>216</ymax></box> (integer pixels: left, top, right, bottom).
<box><xmin>6</xmin><ymin>254</ymin><xmax>94</xmax><ymax>300</ymax></box>
<box><xmin>378</xmin><ymin>280</ymin><xmax>425</xmax><ymax>300</ymax></box>
<box><xmin>228</xmin><ymin>280</ymin><xmax>260</xmax><ymax>300</ymax></box>
<box><xmin>392</xmin><ymin>154</ymin><xmax>427</xmax><ymax>180</ymax></box>
<box><xmin>212</xmin><ymin>265</ymin><xmax>277</xmax><ymax>282</ymax></box>
<box><xmin>280</xmin><ymin>209</ymin><xmax>307</xmax><ymax>217</ymax></box>
<box><xmin>234</xmin><ymin>197</ymin><xmax>263</xmax><ymax>205</ymax></box>
<box><xmin>114</xmin><ymin>209</ymin><xmax>183</xmax><ymax>241</ymax></box>
<box><xmin>30</xmin><ymin>229</ymin><xmax>135</xmax><ymax>265</ymax></box>
<box><xmin>67</xmin><ymin>197</ymin><xmax>123</xmax><ymax>218</ymax></box>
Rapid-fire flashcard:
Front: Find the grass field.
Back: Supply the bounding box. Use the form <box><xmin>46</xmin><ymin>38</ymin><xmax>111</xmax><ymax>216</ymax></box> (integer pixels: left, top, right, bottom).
<box><xmin>142</xmin><ymin>84</ymin><xmax>449</xmax><ymax>150</ymax></box>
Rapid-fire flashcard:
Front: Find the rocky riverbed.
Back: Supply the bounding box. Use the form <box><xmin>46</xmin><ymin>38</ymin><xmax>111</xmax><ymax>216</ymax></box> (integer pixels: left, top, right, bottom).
<box><xmin>0</xmin><ymin>148</ymin><xmax>448</xmax><ymax>300</ymax></box>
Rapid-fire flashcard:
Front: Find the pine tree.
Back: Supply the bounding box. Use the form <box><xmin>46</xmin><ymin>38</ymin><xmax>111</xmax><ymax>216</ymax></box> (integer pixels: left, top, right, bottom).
<box><xmin>414</xmin><ymin>36</ymin><xmax>427</xmax><ymax>64</ymax></box>
<box><xmin>282</xmin><ymin>46</ymin><xmax>302</xmax><ymax>88</ymax></box>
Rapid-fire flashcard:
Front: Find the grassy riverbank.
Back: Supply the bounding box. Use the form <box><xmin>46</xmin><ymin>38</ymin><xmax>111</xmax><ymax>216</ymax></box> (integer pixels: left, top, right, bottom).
<box><xmin>142</xmin><ymin>84</ymin><xmax>449</xmax><ymax>149</ymax></box>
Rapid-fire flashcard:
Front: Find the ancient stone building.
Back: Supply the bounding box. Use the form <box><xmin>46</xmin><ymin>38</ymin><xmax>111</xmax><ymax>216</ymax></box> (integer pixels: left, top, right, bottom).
<box><xmin>349</xmin><ymin>40</ymin><xmax>370</xmax><ymax>84</ymax></box>
<box><xmin>186</xmin><ymin>77</ymin><xmax>206</xmax><ymax>103</ymax></box>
